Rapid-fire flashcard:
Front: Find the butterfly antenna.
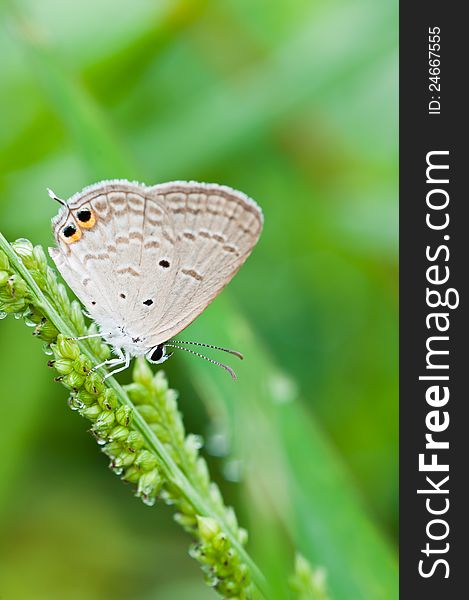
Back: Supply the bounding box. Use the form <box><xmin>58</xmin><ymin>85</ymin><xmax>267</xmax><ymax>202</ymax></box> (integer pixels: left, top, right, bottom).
<box><xmin>47</xmin><ymin>188</ymin><xmax>67</xmax><ymax>207</ymax></box>
<box><xmin>170</xmin><ymin>339</ymin><xmax>244</xmax><ymax>360</ymax></box>
<box><xmin>165</xmin><ymin>344</ymin><xmax>238</xmax><ymax>380</ymax></box>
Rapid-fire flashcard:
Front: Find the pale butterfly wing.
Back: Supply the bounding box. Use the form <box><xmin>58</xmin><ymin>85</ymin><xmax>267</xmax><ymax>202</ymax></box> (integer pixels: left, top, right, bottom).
<box><xmin>49</xmin><ymin>181</ymin><xmax>152</xmax><ymax>324</ymax></box>
<box><xmin>138</xmin><ymin>181</ymin><xmax>263</xmax><ymax>346</ymax></box>
<box><xmin>49</xmin><ymin>180</ymin><xmax>262</xmax><ymax>349</ymax></box>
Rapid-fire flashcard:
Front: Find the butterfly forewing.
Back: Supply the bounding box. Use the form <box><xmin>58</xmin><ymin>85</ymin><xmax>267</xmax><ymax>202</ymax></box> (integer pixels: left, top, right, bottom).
<box><xmin>134</xmin><ymin>182</ymin><xmax>262</xmax><ymax>345</ymax></box>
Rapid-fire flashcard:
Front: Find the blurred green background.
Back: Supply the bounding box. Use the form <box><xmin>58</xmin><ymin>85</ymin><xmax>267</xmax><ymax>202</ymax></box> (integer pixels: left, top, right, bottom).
<box><xmin>0</xmin><ymin>1</ymin><xmax>397</xmax><ymax>599</ymax></box>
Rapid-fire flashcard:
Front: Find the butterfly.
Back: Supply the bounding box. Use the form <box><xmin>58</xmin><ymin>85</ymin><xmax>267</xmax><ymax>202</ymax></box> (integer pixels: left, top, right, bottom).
<box><xmin>48</xmin><ymin>180</ymin><xmax>263</xmax><ymax>380</ymax></box>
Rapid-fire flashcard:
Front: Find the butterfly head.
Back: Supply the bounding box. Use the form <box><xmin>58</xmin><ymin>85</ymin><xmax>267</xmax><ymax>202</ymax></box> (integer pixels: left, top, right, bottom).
<box><xmin>146</xmin><ymin>343</ymin><xmax>173</xmax><ymax>365</ymax></box>
<box><xmin>145</xmin><ymin>340</ymin><xmax>242</xmax><ymax>379</ymax></box>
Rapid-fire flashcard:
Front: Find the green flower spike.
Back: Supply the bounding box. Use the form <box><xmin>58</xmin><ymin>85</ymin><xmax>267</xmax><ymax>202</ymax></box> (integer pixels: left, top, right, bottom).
<box><xmin>289</xmin><ymin>554</ymin><xmax>331</xmax><ymax>600</ymax></box>
<box><xmin>0</xmin><ymin>234</ymin><xmax>271</xmax><ymax>599</ymax></box>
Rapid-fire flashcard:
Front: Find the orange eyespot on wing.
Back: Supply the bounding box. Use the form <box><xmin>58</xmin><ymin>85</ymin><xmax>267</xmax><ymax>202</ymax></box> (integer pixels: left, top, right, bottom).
<box><xmin>61</xmin><ymin>223</ymin><xmax>82</xmax><ymax>244</ymax></box>
<box><xmin>74</xmin><ymin>205</ymin><xmax>96</xmax><ymax>229</ymax></box>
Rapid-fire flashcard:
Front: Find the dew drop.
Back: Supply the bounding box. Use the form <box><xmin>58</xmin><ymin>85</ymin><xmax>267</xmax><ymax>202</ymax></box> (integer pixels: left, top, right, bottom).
<box><xmin>0</xmin><ymin>312</ymin><xmax>7</xmax><ymax>320</ymax></box>
<box><xmin>68</xmin><ymin>396</ymin><xmax>85</xmax><ymax>411</ymax></box>
<box><xmin>42</xmin><ymin>343</ymin><xmax>54</xmax><ymax>356</ymax></box>
<box><xmin>206</xmin><ymin>575</ymin><xmax>219</xmax><ymax>588</ymax></box>
<box><xmin>188</xmin><ymin>545</ymin><xmax>201</xmax><ymax>560</ymax></box>
<box><xmin>141</xmin><ymin>495</ymin><xmax>156</xmax><ymax>507</ymax></box>
<box><xmin>90</xmin><ymin>430</ymin><xmax>107</xmax><ymax>445</ymax></box>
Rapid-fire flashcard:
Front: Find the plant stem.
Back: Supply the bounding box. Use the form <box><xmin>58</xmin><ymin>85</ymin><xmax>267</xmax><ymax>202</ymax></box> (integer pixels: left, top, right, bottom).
<box><xmin>0</xmin><ymin>231</ymin><xmax>269</xmax><ymax>598</ymax></box>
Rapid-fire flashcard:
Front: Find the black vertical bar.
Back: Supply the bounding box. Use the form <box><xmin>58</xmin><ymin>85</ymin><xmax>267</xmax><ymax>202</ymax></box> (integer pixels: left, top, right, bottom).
<box><xmin>400</xmin><ymin>3</ymin><xmax>467</xmax><ymax>598</ymax></box>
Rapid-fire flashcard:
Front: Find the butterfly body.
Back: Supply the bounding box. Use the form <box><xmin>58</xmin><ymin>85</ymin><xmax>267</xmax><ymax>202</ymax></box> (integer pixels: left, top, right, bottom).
<box><xmin>49</xmin><ymin>180</ymin><xmax>262</xmax><ymax>377</ymax></box>
<box><xmin>94</xmin><ymin>316</ymin><xmax>148</xmax><ymax>357</ymax></box>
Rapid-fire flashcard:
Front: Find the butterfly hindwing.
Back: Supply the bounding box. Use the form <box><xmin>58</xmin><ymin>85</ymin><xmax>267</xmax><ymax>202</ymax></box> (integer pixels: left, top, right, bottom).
<box><xmin>132</xmin><ymin>182</ymin><xmax>263</xmax><ymax>345</ymax></box>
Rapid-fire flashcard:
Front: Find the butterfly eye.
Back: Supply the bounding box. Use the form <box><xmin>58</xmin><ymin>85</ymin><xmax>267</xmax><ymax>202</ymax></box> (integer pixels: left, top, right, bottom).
<box><xmin>75</xmin><ymin>206</ymin><xmax>96</xmax><ymax>229</ymax></box>
<box><xmin>62</xmin><ymin>223</ymin><xmax>82</xmax><ymax>244</ymax></box>
<box><xmin>146</xmin><ymin>344</ymin><xmax>170</xmax><ymax>364</ymax></box>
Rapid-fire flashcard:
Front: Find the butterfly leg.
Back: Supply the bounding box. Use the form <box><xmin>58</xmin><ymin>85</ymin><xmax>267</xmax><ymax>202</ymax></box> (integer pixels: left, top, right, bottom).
<box><xmin>87</xmin><ymin>348</ymin><xmax>125</xmax><ymax>376</ymax></box>
<box><xmin>103</xmin><ymin>351</ymin><xmax>131</xmax><ymax>381</ymax></box>
<box><xmin>88</xmin><ymin>357</ymin><xmax>122</xmax><ymax>375</ymax></box>
<box><xmin>67</xmin><ymin>332</ymin><xmax>106</xmax><ymax>341</ymax></box>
